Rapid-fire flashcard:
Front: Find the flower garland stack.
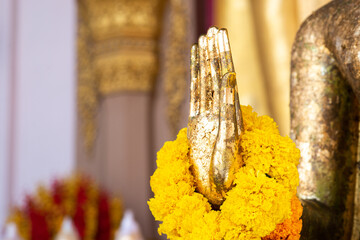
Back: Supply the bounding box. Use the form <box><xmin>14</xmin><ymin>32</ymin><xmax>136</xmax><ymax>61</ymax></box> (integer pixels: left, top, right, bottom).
<box><xmin>148</xmin><ymin>106</ymin><xmax>303</xmax><ymax>240</ymax></box>
<box><xmin>8</xmin><ymin>175</ymin><xmax>123</xmax><ymax>240</ymax></box>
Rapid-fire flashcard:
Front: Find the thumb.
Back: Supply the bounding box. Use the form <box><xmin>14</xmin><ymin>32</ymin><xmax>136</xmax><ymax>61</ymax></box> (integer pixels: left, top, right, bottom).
<box><xmin>211</xmin><ymin>72</ymin><xmax>239</xmax><ymax>193</ymax></box>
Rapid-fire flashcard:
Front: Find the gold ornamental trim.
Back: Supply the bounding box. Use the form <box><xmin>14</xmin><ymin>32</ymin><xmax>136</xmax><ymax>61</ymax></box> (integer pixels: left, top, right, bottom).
<box><xmin>77</xmin><ymin>0</ymin><xmax>165</xmax><ymax>151</ymax></box>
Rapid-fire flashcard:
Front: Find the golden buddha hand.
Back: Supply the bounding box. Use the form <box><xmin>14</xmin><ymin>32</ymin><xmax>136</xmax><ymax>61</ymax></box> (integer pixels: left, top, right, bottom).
<box><xmin>187</xmin><ymin>27</ymin><xmax>242</xmax><ymax>206</ymax></box>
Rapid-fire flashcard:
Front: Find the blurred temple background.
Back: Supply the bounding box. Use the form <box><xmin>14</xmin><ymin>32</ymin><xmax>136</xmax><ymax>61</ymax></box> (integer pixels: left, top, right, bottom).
<box><xmin>0</xmin><ymin>0</ymin><xmax>330</xmax><ymax>239</ymax></box>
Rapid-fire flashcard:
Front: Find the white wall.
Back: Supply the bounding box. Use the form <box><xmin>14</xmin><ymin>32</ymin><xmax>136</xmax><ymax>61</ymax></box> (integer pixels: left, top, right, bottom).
<box><xmin>0</xmin><ymin>0</ymin><xmax>12</xmax><ymax>228</ymax></box>
<box><xmin>0</xmin><ymin>0</ymin><xmax>77</xmax><ymax>228</ymax></box>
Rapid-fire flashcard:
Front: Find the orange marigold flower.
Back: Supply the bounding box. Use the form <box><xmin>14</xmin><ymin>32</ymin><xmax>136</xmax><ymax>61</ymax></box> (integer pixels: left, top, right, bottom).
<box><xmin>262</xmin><ymin>195</ymin><xmax>303</xmax><ymax>240</ymax></box>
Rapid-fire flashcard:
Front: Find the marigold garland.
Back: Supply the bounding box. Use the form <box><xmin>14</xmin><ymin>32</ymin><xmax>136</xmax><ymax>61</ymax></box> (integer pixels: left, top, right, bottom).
<box><xmin>8</xmin><ymin>174</ymin><xmax>123</xmax><ymax>240</ymax></box>
<box><xmin>262</xmin><ymin>195</ymin><xmax>303</xmax><ymax>240</ymax></box>
<box><xmin>148</xmin><ymin>105</ymin><xmax>303</xmax><ymax>240</ymax></box>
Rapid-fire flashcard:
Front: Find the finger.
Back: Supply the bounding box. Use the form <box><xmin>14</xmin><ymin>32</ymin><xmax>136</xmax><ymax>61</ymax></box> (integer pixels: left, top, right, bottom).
<box><xmin>204</xmin><ymin>37</ymin><xmax>213</xmax><ymax>112</ymax></box>
<box><xmin>217</xmin><ymin>29</ymin><xmax>234</xmax><ymax>76</ymax></box>
<box><xmin>219</xmin><ymin>72</ymin><xmax>236</xmax><ymax>123</ymax></box>
<box><xmin>199</xmin><ymin>35</ymin><xmax>210</xmax><ymax>114</ymax></box>
<box><xmin>190</xmin><ymin>44</ymin><xmax>200</xmax><ymax>117</ymax></box>
<box><xmin>212</xmin><ymin>72</ymin><xmax>237</xmax><ymax>192</ymax></box>
<box><xmin>217</xmin><ymin>29</ymin><xmax>242</xmax><ymax>134</ymax></box>
<box><xmin>207</xmin><ymin>27</ymin><xmax>221</xmax><ymax>115</ymax></box>
<box><xmin>234</xmin><ymin>86</ymin><xmax>242</xmax><ymax>135</ymax></box>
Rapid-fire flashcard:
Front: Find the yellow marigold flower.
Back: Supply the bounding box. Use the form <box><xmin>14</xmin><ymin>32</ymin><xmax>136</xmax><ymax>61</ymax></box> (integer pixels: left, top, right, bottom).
<box><xmin>7</xmin><ymin>174</ymin><xmax>122</xmax><ymax>240</ymax></box>
<box><xmin>84</xmin><ymin>184</ymin><xmax>99</xmax><ymax>240</ymax></box>
<box><xmin>219</xmin><ymin>168</ymin><xmax>292</xmax><ymax>239</ymax></box>
<box><xmin>110</xmin><ymin>198</ymin><xmax>123</xmax><ymax>239</ymax></box>
<box><xmin>148</xmin><ymin>105</ymin><xmax>302</xmax><ymax>240</ymax></box>
<box><xmin>8</xmin><ymin>209</ymin><xmax>30</xmax><ymax>240</ymax></box>
<box><xmin>262</xmin><ymin>195</ymin><xmax>303</xmax><ymax>240</ymax></box>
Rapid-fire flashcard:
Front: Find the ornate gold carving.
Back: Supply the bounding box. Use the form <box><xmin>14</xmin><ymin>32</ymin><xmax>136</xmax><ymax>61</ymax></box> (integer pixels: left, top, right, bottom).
<box><xmin>77</xmin><ymin>0</ymin><xmax>165</xmax><ymax>151</ymax></box>
<box><xmin>163</xmin><ymin>0</ymin><xmax>189</xmax><ymax>135</ymax></box>
<box><xmin>188</xmin><ymin>27</ymin><xmax>242</xmax><ymax>206</ymax></box>
<box><xmin>96</xmin><ymin>53</ymin><xmax>157</xmax><ymax>94</ymax></box>
<box><xmin>77</xmin><ymin>0</ymin><xmax>98</xmax><ymax>152</ymax></box>
<box><xmin>77</xmin><ymin>0</ymin><xmax>190</xmax><ymax>151</ymax></box>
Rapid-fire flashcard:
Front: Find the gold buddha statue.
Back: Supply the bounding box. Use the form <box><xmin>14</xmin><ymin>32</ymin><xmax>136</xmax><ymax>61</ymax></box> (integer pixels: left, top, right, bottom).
<box><xmin>291</xmin><ymin>0</ymin><xmax>360</xmax><ymax>239</ymax></box>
